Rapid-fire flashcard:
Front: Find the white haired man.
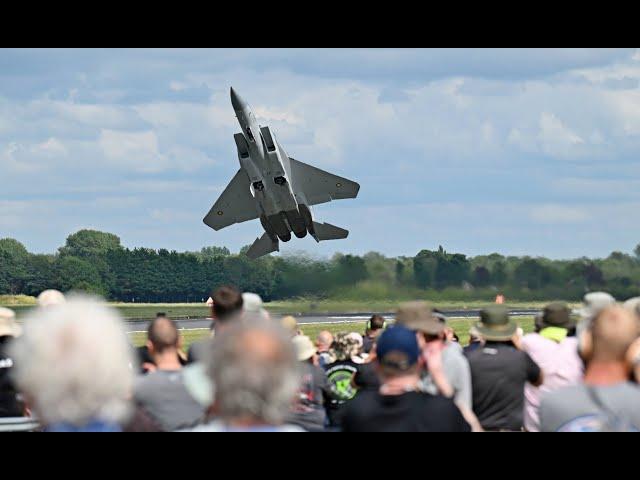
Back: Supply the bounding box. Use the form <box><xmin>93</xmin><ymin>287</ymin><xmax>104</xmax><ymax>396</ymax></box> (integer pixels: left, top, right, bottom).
<box><xmin>10</xmin><ymin>296</ymin><xmax>134</xmax><ymax>432</ymax></box>
<box><xmin>190</xmin><ymin>317</ymin><xmax>303</xmax><ymax>431</ymax></box>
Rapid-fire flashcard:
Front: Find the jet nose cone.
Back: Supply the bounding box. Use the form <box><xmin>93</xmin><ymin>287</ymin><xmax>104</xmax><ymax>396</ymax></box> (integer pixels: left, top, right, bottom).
<box><xmin>230</xmin><ymin>87</ymin><xmax>246</xmax><ymax>111</ymax></box>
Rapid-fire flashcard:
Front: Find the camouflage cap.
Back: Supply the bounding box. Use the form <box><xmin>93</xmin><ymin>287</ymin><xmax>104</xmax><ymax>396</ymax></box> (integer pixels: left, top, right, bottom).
<box><xmin>330</xmin><ymin>332</ymin><xmax>363</xmax><ymax>361</ymax></box>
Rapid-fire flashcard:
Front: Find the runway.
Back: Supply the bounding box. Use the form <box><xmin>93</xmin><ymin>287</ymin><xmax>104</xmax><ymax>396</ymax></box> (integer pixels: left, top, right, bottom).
<box><xmin>124</xmin><ymin>309</ymin><xmax>539</xmax><ymax>333</ymax></box>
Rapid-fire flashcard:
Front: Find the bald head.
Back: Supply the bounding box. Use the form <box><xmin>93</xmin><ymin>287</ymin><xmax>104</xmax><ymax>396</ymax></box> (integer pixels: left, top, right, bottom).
<box><xmin>591</xmin><ymin>306</ymin><xmax>640</xmax><ymax>362</ymax></box>
<box><xmin>316</xmin><ymin>330</ymin><xmax>333</xmax><ymax>351</ymax></box>
<box><xmin>147</xmin><ymin>316</ymin><xmax>179</xmax><ymax>353</ymax></box>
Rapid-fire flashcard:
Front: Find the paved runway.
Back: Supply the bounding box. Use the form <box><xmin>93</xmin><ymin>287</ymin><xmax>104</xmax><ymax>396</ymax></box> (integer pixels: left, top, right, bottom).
<box><xmin>125</xmin><ymin>309</ymin><xmax>539</xmax><ymax>333</ymax></box>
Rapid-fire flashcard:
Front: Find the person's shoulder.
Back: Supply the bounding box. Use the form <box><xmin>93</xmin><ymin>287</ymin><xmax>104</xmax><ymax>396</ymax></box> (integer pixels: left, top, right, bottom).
<box><xmin>541</xmin><ymin>383</ymin><xmax>585</xmax><ymax>407</ymax></box>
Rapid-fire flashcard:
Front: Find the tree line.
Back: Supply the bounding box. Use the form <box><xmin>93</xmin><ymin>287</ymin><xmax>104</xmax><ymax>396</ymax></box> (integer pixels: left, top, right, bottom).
<box><xmin>1</xmin><ymin>229</ymin><xmax>640</xmax><ymax>302</ymax></box>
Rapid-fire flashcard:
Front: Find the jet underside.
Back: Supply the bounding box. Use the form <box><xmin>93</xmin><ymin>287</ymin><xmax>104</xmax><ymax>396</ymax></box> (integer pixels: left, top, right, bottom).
<box><xmin>203</xmin><ymin>88</ymin><xmax>360</xmax><ymax>259</ymax></box>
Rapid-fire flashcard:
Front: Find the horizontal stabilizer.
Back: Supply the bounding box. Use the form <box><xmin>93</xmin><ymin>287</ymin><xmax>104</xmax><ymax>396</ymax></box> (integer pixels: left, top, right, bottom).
<box><xmin>311</xmin><ymin>222</ymin><xmax>349</xmax><ymax>242</ymax></box>
<box><xmin>246</xmin><ymin>233</ymin><xmax>279</xmax><ymax>259</ymax></box>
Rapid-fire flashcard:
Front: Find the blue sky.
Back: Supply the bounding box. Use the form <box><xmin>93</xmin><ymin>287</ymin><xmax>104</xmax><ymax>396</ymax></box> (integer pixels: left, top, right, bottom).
<box><xmin>1</xmin><ymin>48</ymin><xmax>640</xmax><ymax>259</ymax></box>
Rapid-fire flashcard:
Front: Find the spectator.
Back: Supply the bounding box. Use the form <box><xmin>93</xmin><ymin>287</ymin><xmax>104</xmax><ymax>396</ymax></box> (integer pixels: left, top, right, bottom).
<box><xmin>463</xmin><ymin>326</ymin><xmax>483</xmax><ymax>354</ymax></box>
<box><xmin>576</xmin><ymin>291</ymin><xmax>616</xmax><ymax>335</ymax></box>
<box><xmin>623</xmin><ymin>297</ymin><xmax>640</xmax><ymax>320</ymax></box>
<box><xmin>540</xmin><ymin>306</ymin><xmax>640</xmax><ymax>432</ymax></box>
<box><xmin>187</xmin><ymin>285</ymin><xmax>244</xmax><ymax>364</ymax></box>
<box><xmin>520</xmin><ymin>302</ymin><xmax>584</xmax><ymax>432</ymax></box>
<box><xmin>395</xmin><ymin>301</ymin><xmax>473</xmax><ymax>412</ymax></box>
<box><xmin>242</xmin><ymin>292</ymin><xmax>270</xmax><ymax>320</ymax></box>
<box><xmin>352</xmin><ymin>344</ymin><xmax>380</xmax><ymax>393</ymax></box>
<box><xmin>323</xmin><ymin>332</ymin><xmax>364</xmax><ymax>428</ymax></box>
<box><xmin>133</xmin><ymin>316</ymin><xmax>205</xmax><ymax>431</ymax></box>
<box><xmin>190</xmin><ymin>316</ymin><xmax>303</xmax><ymax>431</ymax></box>
<box><xmin>0</xmin><ymin>307</ymin><xmax>23</xmax><ymax>417</ymax></box>
<box><xmin>137</xmin><ymin>312</ymin><xmax>187</xmax><ymax>373</ymax></box>
<box><xmin>342</xmin><ymin>325</ymin><xmax>471</xmax><ymax>432</ymax></box>
<box><xmin>363</xmin><ymin>315</ymin><xmax>385</xmax><ymax>354</ymax></box>
<box><xmin>315</xmin><ymin>330</ymin><xmax>334</xmax><ymax>368</ymax></box>
<box><xmin>9</xmin><ymin>296</ymin><xmax>133</xmax><ymax>432</ymax></box>
<box><xmin>466</xmin><ymin>305</ymin><xmax>542</xmax><ymax>431</ymax></box>
<box><xmin>287</xmin><ymin>335</ymin><xmax>329</xmax><ymax>431</ymax></box>
<box><xmin>36</xmin><ymin>289</ymin><xmax>65</xmax><ymax>309</ymax></box>
<box><xmin>281</xmin><ymin>315</ymin><xmax>302</xmax><ymax>337</ymax></box>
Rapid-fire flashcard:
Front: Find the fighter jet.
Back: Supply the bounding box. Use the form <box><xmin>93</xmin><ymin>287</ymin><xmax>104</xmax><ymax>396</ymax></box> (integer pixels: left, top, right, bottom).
<box><xmin>203</xmin><ymin>88</ymin><xmax>360</xmax><ymax>259</ymax></box>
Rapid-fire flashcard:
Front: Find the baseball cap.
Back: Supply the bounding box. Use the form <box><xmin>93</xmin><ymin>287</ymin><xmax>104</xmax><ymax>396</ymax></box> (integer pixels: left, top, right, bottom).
<box><xmin>376</xmin><ymin>325</ymin><xmax>420</xmax><ymax>371</ymax></box>
<box><xmin>0</xmin><ymin>307</ymin><xmax>21</xmax><ymax>337</ymax></box>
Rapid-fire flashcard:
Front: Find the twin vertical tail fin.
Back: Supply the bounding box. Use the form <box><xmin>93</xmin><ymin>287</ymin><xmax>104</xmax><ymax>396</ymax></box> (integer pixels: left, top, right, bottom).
<box><xmin>246</xmin><ymin>233</ymin><xmax>279</xmax><ymax>259</ymax></box>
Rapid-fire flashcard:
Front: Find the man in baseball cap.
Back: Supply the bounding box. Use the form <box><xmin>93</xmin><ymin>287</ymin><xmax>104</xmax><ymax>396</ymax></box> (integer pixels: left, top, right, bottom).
<box><xmin>341</xmin><ymin>325</ymin><xmax>470</xmax><ymax>432</ymax></box>
<box><xmin>0</xmin><ymin>307</ymin><xmax>23</xmax><ymax>417</ymax></box>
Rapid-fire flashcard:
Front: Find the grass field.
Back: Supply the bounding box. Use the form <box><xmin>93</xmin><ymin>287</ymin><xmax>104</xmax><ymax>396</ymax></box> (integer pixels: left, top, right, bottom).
<box><xmin>5</xmin><ymin>298</ymin><xmax>558</xmax><ymax>320</ymax></box>
<box><xmin>127</xmin><ymin>316</ymin><xmax>537</xmax><ymax>349</ymax></box>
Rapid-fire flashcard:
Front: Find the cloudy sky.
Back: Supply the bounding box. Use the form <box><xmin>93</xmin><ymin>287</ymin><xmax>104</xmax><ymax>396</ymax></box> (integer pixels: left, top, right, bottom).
<box><xmin>1</xmin><ymin>48</ymin><xmax>640</xmax><ymax>259</ymax></box>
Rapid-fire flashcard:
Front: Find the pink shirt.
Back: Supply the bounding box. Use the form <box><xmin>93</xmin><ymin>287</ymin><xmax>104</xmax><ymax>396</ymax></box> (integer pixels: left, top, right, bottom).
<box><xmin>521</xmin><ymin>333</ymin><xmax>584</xmax><ymax>432</ymax></box>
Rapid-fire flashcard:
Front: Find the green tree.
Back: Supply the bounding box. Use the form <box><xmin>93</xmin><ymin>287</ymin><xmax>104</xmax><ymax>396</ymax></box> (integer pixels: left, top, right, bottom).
<box><xmin>473</xmin><ymin>266</ymin><xmax>491</xmax><ymax>287</ymax></box>
<box><xmin>59</xmin><ymin>229</ymin><xmax>122</xmax><ymax>259</ymax></box>
<box><xmin>634</xmin><ymin>243</ymin><xmax>640</xmax><ymax>260</ymax></box>
<box><xmin>491</xmin><ymin>261</ymin><xmax>507</xmax><ymax>286</ymax></box>
<box><xmin>54</xmin><ymin>256</ymin><xmax>106</xmax><ymax>295</ymax></box>
<box><xmin>0</xmin><ymin>238</ymin><xmax>30</xmax><ymax>294</ymax></box>
<box><xmin>514</xmin><ymin>258</ymin><xmax>552</xmax><ymax>290</ymax></box>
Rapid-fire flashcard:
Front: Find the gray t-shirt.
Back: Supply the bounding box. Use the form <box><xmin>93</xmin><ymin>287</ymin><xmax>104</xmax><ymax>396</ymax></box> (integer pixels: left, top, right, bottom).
<box><xmin>418</xmin><ymin>342</ymin><xmax>472</xmax><ymax>410</ymax></box>
<box><xmin>134</xmin><ymin>370</ymin><xmax>205</xmax><ymax>431</ymax></box>
<box><xmin>540</xmin><ymin>382</ymin><xmax>640</xmax><ymax>432</ymax></box>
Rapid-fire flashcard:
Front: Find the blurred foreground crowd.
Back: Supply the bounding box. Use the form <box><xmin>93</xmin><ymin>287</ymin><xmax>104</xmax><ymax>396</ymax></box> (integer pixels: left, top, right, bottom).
<box><xmin>1</xmin><ymin>287</ymin><xmax>640</xmax><ymax>432</ymax></box>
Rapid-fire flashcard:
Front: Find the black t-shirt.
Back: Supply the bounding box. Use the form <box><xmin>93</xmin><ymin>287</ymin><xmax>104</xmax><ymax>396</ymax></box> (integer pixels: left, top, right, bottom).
<box><xmin>353</xmin><ymin>362</ymin><xmax>380</xmax><ymax>391</ymax></box>
<box><xmin>363</xmin><ymin>335</ymin><xmax>375</xmax><ymax>354</ymax></box>
<box><xmin>465</xmin><ymin>341</ymin><xmax>541</xmax><ymax>431</ymax></box>
<box><xmin>342</xmin><ymin>390</ymin><xmax>471</xmax><ymax>432</ymax></box>
<box><xmin>136</xmin><ymin>345</ymin><xmax>188</xmax><ymax>374</ymax></box>
<box><xmin>0</xmin><ymin>336</ymin><xmax>22</xmax><ymax>417</ymax></box>
<box><xmin>323</xmin><ymin>359</ymin><xmax>360</xmax><ymax>427</ymax></box>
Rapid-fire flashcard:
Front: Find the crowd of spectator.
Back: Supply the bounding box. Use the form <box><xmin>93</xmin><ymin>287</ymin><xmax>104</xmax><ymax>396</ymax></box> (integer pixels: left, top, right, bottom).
<box><xmin>1</xmin><ymin>285</ymin><xmax>640</xmax><ymax>432</ymax></box>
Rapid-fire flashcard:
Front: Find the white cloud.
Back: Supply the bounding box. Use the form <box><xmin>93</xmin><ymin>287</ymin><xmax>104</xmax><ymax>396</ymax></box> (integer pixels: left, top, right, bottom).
<box><xmin>98</xmin><ymin>129</ymin><xmax>166</xmax><ymax>172</ymax></box>
<box><xmin>530</xmin><ymin>205</ymin><xmax>590</xmax><ymax>224</ymax></box>
<box><xmin>538</xmin><ymin>112</ymin><xmax>584</xmax><ymax>157</ymax></box>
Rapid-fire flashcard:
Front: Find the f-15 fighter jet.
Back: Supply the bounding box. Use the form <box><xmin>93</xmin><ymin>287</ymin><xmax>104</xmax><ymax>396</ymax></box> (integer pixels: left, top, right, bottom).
<box><xmin>203</xmin><ymin>88</ymin><xmax>360</xmax><ymax>259</ymax></box>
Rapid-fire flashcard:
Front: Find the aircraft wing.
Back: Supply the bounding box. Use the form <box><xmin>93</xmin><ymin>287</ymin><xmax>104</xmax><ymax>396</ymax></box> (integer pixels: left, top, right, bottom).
<box><xmin>203</xmin><ymin>169</ymin><xmax>259</xmax><ymax>230</ymax></box>
<box><xmin>289</xmin><ymin>158</ymin><xmax>360</xmax><ymax>206</ymax></box>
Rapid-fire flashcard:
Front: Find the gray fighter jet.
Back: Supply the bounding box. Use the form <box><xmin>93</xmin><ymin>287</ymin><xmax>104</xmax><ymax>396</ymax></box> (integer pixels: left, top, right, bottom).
<box><xmin>203</xmin><ymin>88</ymin><xmax>360</xmax><ymax>259</ymax></box>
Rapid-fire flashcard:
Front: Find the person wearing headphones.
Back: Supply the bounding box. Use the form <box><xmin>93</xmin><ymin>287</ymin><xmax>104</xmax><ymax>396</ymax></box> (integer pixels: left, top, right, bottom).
<box><xmin>363</xmin><ymin>315</ymin><xmax>386</xmax><ymax>354</ymax></box>
<box><xmin>539</xmin><ymin>306</ymin><xmax>640</xmax><ymax>432</ymax></box>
